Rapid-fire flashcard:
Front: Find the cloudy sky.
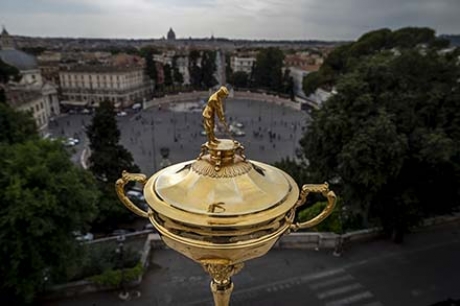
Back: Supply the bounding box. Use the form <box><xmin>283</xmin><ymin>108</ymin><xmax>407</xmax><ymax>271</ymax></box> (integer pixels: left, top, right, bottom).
<box><xmin>0</xmin><ymin>0</ymin><xmax>459</xmax><ymax>40</ymax></box>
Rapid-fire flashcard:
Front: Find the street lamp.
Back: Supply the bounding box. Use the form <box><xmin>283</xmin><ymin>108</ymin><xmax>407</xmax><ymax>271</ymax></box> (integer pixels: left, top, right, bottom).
<box><xmin>151</xmin><ymin>119</ymin><xmax>157</xmax><ymax>172</ymax></box>
<box><xmin>116</xmin><ymin>235</ymin><xmax>129</xmax><ymax>300</ymax></box>
<box><xmin>333</xmin><ymin>205</ymin><xmax>347</xmax><ymax>257</ymax></box>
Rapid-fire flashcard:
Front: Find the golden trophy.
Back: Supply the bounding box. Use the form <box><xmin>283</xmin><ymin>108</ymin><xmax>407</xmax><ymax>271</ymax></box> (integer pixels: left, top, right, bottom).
<box><xmin>116</xmin><ymin>86</ymin><xmax>337</xmax><ymax>306</ymax></box>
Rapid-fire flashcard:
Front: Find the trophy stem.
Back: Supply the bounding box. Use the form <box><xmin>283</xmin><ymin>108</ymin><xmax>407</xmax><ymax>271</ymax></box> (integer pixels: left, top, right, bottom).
<box><xmin>201</xmin><ymin>260</ymin><xmax>244</xmax><ymax>306</ymax></box>
<box><xmin>210</xmin><ymin>280</ymin><xmax>233</xmax><ymax>306</ymax></box>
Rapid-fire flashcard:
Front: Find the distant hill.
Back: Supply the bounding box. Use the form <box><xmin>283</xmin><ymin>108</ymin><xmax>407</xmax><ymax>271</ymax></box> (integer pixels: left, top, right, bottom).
<box><xmin>440</xmin><ymin>35</ymin><xmax>460</xmax><ymax>46</ymax></box>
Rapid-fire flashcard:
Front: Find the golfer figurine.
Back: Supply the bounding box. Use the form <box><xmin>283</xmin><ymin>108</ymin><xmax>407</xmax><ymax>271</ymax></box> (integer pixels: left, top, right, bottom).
<box><xmin>203</xmin><ymin>86</ymin><xmax>230</xmax><ymax>146</ymax></box>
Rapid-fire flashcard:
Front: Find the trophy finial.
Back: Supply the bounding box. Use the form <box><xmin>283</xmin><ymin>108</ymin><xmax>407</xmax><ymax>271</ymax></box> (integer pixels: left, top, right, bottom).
<box><xmin>202</xmin><ymin>86</ymin><xmax>232</xmax><ymax>146</ymax></box>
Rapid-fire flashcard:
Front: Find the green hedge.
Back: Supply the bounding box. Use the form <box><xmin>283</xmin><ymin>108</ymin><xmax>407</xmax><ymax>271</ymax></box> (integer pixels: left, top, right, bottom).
<box><xmin>297</xmin><ymin>201</ymin><xmax>343</xmax><ymax>234</ymax></box>
<box><xmin>89</xmin><ymin>261</ymin><xmax>144</xmax><ymax>286</ymax></box>
<box><xmin>67</xmin><ymin>243</ymin><xmax>142</xmax><ymax>282</ymax></box>
<box><xmin>297</xmin><ymin>197</ymin><xmax>365</xmax><ymax>233</ymax></box>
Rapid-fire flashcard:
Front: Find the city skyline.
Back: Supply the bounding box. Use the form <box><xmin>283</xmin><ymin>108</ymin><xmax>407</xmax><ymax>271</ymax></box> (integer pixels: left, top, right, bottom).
<box><xmin>1</xmin><ymin>0</ymin><xmax>459</xmax><ymax>40</ymax></box>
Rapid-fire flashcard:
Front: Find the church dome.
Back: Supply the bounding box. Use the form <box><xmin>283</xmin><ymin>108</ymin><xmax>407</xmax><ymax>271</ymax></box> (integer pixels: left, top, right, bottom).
<box><xmin>0</xmin><ymin>49</ymin><xmax>38</xmax><ymax>71</ymax></box>
<box><xmin>167</xmin><ymin>27</ymin><xmax>176</xmax><ymax>40</ymax></box>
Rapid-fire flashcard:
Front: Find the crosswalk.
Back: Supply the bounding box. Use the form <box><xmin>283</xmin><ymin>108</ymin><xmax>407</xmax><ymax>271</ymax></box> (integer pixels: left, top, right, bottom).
<box><xmin>187</xmin><ymin>268</ymin><xmax>382</xmax><ymax>305</ymax></box>
<box><xmin>308</xmin><ymin>269</ymin><xmax>382</xmax><ymax>306</ymax></box>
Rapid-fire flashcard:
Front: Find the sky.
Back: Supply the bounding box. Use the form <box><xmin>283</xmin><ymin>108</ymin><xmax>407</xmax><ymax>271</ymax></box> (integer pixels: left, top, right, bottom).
<box><xmin>0</xmin><ymin>0</ymin><xmax>459</xmax><ymax>41</ymax></box>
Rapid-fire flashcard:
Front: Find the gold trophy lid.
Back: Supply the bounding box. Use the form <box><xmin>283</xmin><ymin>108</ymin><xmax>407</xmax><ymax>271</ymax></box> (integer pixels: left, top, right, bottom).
<box><xmin>143</xmin><ymin>86</ymin><xmax>297</xmax><ymax>222</ymax></box>
<box><xmin>151</xmin><ymin>139</ymin><xmax>292</xmax><ymax>216</ymax></box>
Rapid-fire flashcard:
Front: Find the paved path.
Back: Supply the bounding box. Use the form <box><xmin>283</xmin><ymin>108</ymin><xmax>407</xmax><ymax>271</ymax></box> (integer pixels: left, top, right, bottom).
<box><xmin>49</xmin><ymin>99</ymin><xmax>309</xmax><ymax>175</ymax></box>
<box><xmin>45</xmin><ymin>222</ymin><xmax>460</xmax><ymax>306</ymax></box>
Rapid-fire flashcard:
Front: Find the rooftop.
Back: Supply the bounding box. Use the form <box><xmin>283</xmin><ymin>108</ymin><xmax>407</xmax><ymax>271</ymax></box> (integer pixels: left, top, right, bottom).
<box><xmin>61</xmin><ymin>65</ymin><xmax>143</xmax><ymax>73</ymax></box>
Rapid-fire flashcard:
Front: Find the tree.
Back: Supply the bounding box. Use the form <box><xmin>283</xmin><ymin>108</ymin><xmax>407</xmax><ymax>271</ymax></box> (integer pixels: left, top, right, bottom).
<box><xmin>274</xmin><ymin>157</ymin><xmax>310</xmax><ymax>190</ymax></box>
<box><xmin>299</xmin><ymin>44</ymin><xmax>460</xmax><ymax>242</ymax></box>
<box><xmin>142</xmin><ymin>48</ymin><xmax>157</xmax><ymax>87</ymax></box>
<box><xmin>282</xmin><ymin>69</ymin><xmax>295</xmax><ymax>100</ymax></box>
<box><xmin>303</xmin><ymin>27</ymin><xmax>449</xmax><ymax>95</ymax></box>
<box><xmin>252</xmin><ymin>47</ymin><xmax>284</xmax><ymax>92</ymax></box>
<box><xmin>231</xmin><ymin>71</ymin><xmax>248</xmax><ymax>88</ymax></box>
<box><xmin>225</xmin><ymin>53</ymin><xmax>233</xmax><ymax>84</ymax></box>
<box><xmin>86</xmin><ymin>101</ymin><xmax>140</xmax><ymax>229</ymax></box>
<box><xmin>163</xmin><ymin>64</ymin><xmax>173</xmax><ymax>87</ymax></box>
<box><xmin>172</xmin><ymin>56</ymin><xmax>184</xmax><ymax>86</ymax></box>
<box><xmin>189</xmin><ymin>50</ymin><xmax>202</xmax><ymax>89</ymax></box>
<box><xmin>0</xmin><ymin>139</ymin><xmax>99</xmax><ymax>304</ymax></box>
<box><xmin>0</xmin><ymin>103</ymin><xmax>38</xmax><ymax>144</ymax></box>
<box><xmin>188</xmin><ymin>50</ymin><xmax>218</xmax><ymax>89</ymax></box>
<box><xmin>201</xmin><ymin>50</ymin><xmax>217</xmax><ymax>88</ymax></box>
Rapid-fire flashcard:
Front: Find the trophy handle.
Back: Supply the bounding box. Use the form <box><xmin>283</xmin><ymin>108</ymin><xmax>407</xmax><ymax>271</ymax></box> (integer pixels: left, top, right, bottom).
<box><xmin>115</xmin><ymin>170</ymin><xmax>149</xmax><ymax>218</ymax></box>
<box><xmin>290</xmin><ymin>182</ymin><xmax>337</xmax><ymax>231</ymax></box>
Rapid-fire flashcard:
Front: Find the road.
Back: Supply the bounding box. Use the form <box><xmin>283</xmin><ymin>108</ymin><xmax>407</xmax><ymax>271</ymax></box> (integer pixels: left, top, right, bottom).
<box><xmin>46</xmin><ymin>222</ymin><xmax>460</xmax><ymax>306</ymax></box>
<box><xmin>48</xmin><ymin>114</ymin><xmax>91</xmax><ymax>165</ymax></box>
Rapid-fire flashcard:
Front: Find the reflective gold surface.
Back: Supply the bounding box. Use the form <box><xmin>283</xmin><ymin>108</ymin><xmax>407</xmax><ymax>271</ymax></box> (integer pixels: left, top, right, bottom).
<box><xmin>115</xmin><ymin>171</ymin><xmax>149</xmax><ymax>218</ymax></box>
<box><xmin>202</xmin><ymin>86</ymin><xmax>230</xmax><ymax>146</ymax></box>
<box><xmin>115</xmin><ymin>87</ymin><xmax>337</xmax><ymax>306</ymax></box>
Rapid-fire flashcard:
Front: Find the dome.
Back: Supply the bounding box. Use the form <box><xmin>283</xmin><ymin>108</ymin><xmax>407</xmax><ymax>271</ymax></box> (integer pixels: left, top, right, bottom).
<box><xmin>167</xmin><ymin>27</ymin><xmax>176</xmax><ymax>40</ymax></box>
<box><xmin>0</xmin><ymin>49</ymin><xmax>38</xmax><ymax>71</ymax></box>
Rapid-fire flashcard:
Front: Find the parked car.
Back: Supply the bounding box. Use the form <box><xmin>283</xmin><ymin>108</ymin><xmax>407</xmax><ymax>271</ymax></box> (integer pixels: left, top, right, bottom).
<box><xmin>63</xmin><ymin>137</ymin><xmax>80</xmax><ymax>147</ymax></box>
<box><xmin>63</xmin><ymin>138</ymin><xmax>76</xmax><ymax>147</ymax></box>
<box><xmin>132</xmin><ymin>103</ymin><xmax>142</xmax><ymax>110</ymax></box>
<box><xmin>229</xmin><ymin>125</ymin><xmax>246</xmax><ymax>137</ymax></box>
<box><xmin>69</xmin><ymin>137</ymin><xmax>80</xmax><ymax>145</ymax></box>
<box><xmin>73</xmin><ymin>231</ymin><xmax>94</xmax><ymax>242</ymax></box>
<box><xmin>117</xmin><ymin>111</ymin><xmax>127</xmax><ymax>117</ymax></box>
<box><xmin>127</xmin><ymin>190</ymin><xmax>145</xmax><ymax>201</ymax></box>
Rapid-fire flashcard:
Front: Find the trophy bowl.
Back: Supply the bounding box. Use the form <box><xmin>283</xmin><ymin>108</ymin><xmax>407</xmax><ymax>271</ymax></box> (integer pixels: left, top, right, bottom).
<box><xmin>115</xmin><ymin>87</ymin><xmax>336</xmax><ymax>306</ymax></box>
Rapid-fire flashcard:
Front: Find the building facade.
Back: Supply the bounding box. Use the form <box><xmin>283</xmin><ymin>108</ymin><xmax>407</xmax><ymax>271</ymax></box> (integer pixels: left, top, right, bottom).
<box><xmin>59</xmin><ymin>65</ymin><xmax>153</xmax><ymax>108</ymax></box>
<box><xmin>153</xmin><ymin>51</ymin><xmax>190</xmax><ymax>85</ymax></box>
<box><xmin>5</xmin><ymin>88</ymin><xmax>52</xmax><ymax>133</ymax></box>
<box><xmin>1</xmin><ymin>26</ymin><xmax>60</xmax><ymax>134</ymax></box>
<box><xmin>230</xmin><ymin>55</ymin><xmax>256</xmax><ymax>74</ymax></box>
